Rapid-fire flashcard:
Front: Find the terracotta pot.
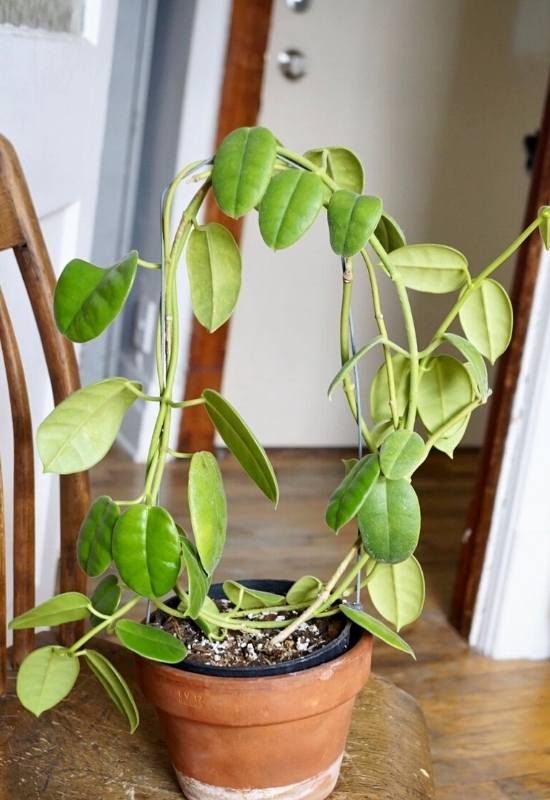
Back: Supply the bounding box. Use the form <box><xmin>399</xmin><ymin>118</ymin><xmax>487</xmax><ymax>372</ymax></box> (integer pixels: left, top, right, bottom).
<box><xmin>137</xmin><ymin>631</ymin><xmax>373</xmax><ymax>799</ymax></box>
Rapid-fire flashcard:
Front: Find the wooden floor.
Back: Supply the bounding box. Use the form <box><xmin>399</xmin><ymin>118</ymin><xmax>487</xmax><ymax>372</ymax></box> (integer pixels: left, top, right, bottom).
<box><xmin>92</xmin><ymin>447</ymin><xmax>550</xmax><ymax>800</ymax></box>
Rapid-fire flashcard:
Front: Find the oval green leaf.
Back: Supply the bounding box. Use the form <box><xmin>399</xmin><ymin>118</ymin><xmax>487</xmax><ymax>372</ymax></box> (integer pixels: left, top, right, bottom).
<box><xmin>212</xmin><ymin>126</ymin><xmax>278</xmax><ymax>218</ymax></box>
<box><xmin>358</xmin><ymin>477</ymin><xmax>420</xmax><ymax>563</ymax></box>
<box><xmin>222</xmin><ymin>581</ymin><xmax>284</xmax><ymax>610</ymax></box>
<box><xmin>368</xmin><ymin>556</ymin><xmax>425</xmax><ymax>631</ymax></box>
<box><xmin>77</xmin><ymin>496</ymin><xmax>119</xmax><ymax>577</ymax></box>
<box><xmin>202</xmin><ymin>389</ymin><xmax>279</xmax><ymax>505</ymax></box>
<box><xmin>16</xmin><ymin>646</ymin><xmax>80</xmax><ymax>716</ymax></box>
<box><xmin>54</xmin><ymin>251</ymin><xmax>138</xmax><ymax>343</ymax></box>
<box><xmin>179</xmin><ymin>531</ymin><xmax>209</xmax><ymax>619</ymax></box>
<box><xmin>339</xmin><ymin>605</ymin><xmax>415</xmax><ymax>658</ymax></box>
<box><xmin>286</xmin><ymin>575</ymin><xmax>323</xmax><ymax>605</ymax></box>
<box><xmin>328</xmin><ymin>191</ymin><xmax>383</xmax><ymax>257</ymax></box>
<box><xmin>83</xmin><ymin>649</ymin><xmax>139</xmax><ymax>733</ymax></box>
<box><xmin>303</xmin><ymin>147</ymin><xmax>364</xmax><ymax>193</ymax></box>
<box><xmin>188</xmin><ymin>451</ymin><xmax>227</xmax><ymax>575</ymax></box>
<box><xmin>384</xmin><ymin>244</ymin><xmax>469</xmax><ymax>293</ymax></box>
<box><xmin>374</xmin><ymin>213</ymin><xmax>406</xmax><ymax>253</ymax></box>
<box><xmin>115</xmin><ymin>619</ymin><xmax>187</xmax><ymax>663</ymax></box>
<box><xmin>434</xmin><ymin>412</ymin><xmax>470</xmax><ymax>458</ymax></box>
<box><xmin>10</xmin><ymin>592</ymin><xmax>90</xmax><ymax>630</ymax></box>
<box><xmin>370</xmin><ymin>354</ymin><xmax>410</xmax><ymax>424</ymax></box>
<box><xmin>380</xmin><ymin>430</ymin><xmax>426</xmax><ymax>480</ymax></box>
<box><xmin>37</xmin><ymin>378</ymin><xmax>140</xmax><ymax>474</ymax></box>
<box><xmin>328</xmin><ymin>335</ymin><xmax>385</xmax><ymax>399</ymax></box>
<box><xmin>417</xmin><ymin>355</ymin><xmax>474</xmax><ymax>435</ymax></box>
<box><xmin>326</xmin><ymin>454</ymin><xmax>380</xmax><ymax>533</ymax></box>
<box><xmin>443</xmin><ymin>332</ymin><xmax>489</xmax><ymax>401</ymax></box>
<box><xmin>89</xmin><ymin>575</ymin><xmax>121</xmax><ymax>627</ymax></box>
<box><xmin>186</xmin><ymin>222</ymin><xmax>241</xmax><ymax>332</ymax></box>
<box><xmin>459</xmin><ymin>279</ymin><xmax>513</xmax><ymax>364</ymax></box>
<box><xmin>259</xmin><ymin>169</ymin><xmax>324</xmax><ymax>250</ymax></box>
<box><xmin>112</xmin><ymin>504</ymin><xmax>181</xmax><ymax>599</ymax></box>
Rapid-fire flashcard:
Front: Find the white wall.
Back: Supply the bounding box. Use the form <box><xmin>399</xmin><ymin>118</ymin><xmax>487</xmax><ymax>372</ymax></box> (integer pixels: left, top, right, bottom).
<box><xmin>222</xmin><ymin>0</ymin><xmax>550</xmax><ymax>447</ymax></box>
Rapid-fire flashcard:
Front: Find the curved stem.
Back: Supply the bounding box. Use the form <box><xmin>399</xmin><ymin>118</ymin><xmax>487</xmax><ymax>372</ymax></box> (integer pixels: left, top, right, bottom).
<box><xmin>69</xmin><ymin>596</ymin><xmax>140</xmax><ymax>654</ymax></box>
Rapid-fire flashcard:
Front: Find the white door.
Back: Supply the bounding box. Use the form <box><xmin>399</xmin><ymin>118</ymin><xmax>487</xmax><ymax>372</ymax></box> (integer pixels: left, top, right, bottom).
<box><xmin>222</xmin><ymin>0</ymin><xmax>550</xmax><ymax>447</ymax></box>
<box><xmin>0</xmin><ymin>0</ymin><xmax>119</xmax><ymax>609</ymax></box>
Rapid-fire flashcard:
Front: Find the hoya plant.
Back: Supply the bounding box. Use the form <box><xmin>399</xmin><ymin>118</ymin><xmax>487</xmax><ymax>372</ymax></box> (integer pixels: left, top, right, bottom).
<box><xmin>10</xmin><ymin>127</ymin><xmax>550</xmax><ymax>731</ymax></box>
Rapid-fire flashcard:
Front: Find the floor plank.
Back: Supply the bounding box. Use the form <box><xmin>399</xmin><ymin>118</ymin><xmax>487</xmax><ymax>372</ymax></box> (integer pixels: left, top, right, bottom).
<box><xmin>91</xmin><ymin>447</ymin><xmax>550</xmax><ymax>798</ymax></box>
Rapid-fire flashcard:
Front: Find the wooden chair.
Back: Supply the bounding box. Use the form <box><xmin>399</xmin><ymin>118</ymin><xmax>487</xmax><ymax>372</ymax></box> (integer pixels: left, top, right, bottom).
<box><xmin>0</xmin><ymin>136</ymin><xmax>434</xmax><ymax>799</ymax></box>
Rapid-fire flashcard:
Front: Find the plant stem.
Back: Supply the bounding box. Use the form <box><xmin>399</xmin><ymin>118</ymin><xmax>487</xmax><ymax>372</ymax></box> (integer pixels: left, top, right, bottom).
<box><xmin>138</xmin><ymin>258</ymin><xmax>161</xmax><ymax>270</ymax></box>
<box><xmin>424</xmin><ymin>398</ymin><xmax>481</xmax><ymax>451</ymax></box>
<box><xmin>69</xmin><ymin>596</ymin><xmax>140</xmax><ymax>654</ymax></box>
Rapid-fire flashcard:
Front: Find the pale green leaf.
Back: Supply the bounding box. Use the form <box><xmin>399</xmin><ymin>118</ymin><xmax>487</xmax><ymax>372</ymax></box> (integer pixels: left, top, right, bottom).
<box><xmin>443</xmin><ymin>332</ymin><xmax>489</xmax><ymax>400</ymax></box>
<box><xmin>539</xmin><ymin>206</ymin><xmax>550</xmax><ymax>250</ymax></box>
<box><xmin>368</xmin><ymin>556</ymin><xmax>425</xmax><ymax>631</ymax></box>
<box><xmin>223</xmin><ymin>581</ymin><xmax>284</xmax><ymax>610</ymax></box>
<box><xmin>327</xmin><ymin>335</ymin><xmax>385</xmax><ymax>399</ymax></box>
<box><xmin>417</xmin><ymin>356</ymin><xmax>474</xmax><ymax>435</ymax></box>
<box><xmin>374</xmin><ymin>213</ymin><xmax>406</xmax><ymax>253</ymax></box>
<box><xmin>17</xmin><ymin>646</ymin><xmax>80</xmax><ymax>716</ymax></box>
<box><xmin>459</xmin><ymin>279</ymin><xmax>513</xmax><ymax>364</ymax></box>
<box><xmin>304</xmin><ymin>147</ymin><xmax>364</xmax><ymax>193</ymax></box>
<box><xmin>384</xmin><ymin>244</ymin><xmax>469</xmax><ymax>293</ymax></box>
<box><xmin>179</xmin><ymin>531</ymin><xmax>209</xmax><ymax>619</ymax></box>
<box><xmin>115</xmin><ymin>620</ymin><xmax>187</xmax><ymax>663</ymax></box>
<box><xmin>380</xmin><ymin>430</ymin><xmax>426</xmax><ymax>479</ymax></box>
<box><xmin>83</xmin><ymin>649</ymin><xmax>139</xmax><ymax>733</ymax></box>
<box><xmin>286</xmin><ymin>576</ymin><xmax>323</xmax><ymax>605</ymax></box>
<box><xmin>370</xmin><ymin>354</ymin><xmax>410</xmax><ymax>424</ymax></box>
<box><xmin>188</xmin><ymin>452</ymin><xmax>227</xmax><ymax>575</ymax></box>
<box><xmin>339</xmin><ymin>605</ymin><xmax>415</xmax><ymax>658</ymax></box>
<box><xmin>10</xmin><ymin>593</ymin><xmax>90</xmax><ymax>630</ymax></box>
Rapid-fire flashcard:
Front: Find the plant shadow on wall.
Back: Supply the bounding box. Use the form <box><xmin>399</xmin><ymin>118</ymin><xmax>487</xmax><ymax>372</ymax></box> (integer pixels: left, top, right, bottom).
<box><xmin>9</xmin><ymin>128</ymin><xmax>550</xmax><ymax>797</ymax></box>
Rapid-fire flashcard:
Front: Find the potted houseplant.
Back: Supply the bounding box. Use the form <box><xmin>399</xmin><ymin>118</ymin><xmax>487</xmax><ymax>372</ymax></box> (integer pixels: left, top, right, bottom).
<box><xmin>10</xmin><ymin>126</ymin><xmax>550</xmax><ymax>799</ymax></box>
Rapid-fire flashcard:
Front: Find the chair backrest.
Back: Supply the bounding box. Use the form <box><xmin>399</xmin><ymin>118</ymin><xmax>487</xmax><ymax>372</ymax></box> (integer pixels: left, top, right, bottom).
<box><xmin>0</xmin><ymin>136</ymin><xmax>90</xmax><ymax>693</ymax></box>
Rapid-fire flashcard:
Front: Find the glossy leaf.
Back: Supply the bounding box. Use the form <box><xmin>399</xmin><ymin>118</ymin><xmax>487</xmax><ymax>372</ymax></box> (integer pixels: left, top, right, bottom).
<box><xmin>54</xmin><ymin>251</ymin><xmax>138</xmax><ymax>343</ymax></box>
<box><xmin>10</xmin><ymin>592</ymin><xmax>90</xmax><ymax>630</ymax></box>
<box><xmin>188</xmin><ymin>452</ymin><xmax>227</xmax><ymax>575</ymax></box>
<box><xmin>223</xmin><ymin>581</ymin><xmax>284</xmax><ymax>610</ymax></box>
<box><xmin>339</xmin><ymin>605</ymin><xmax>415</xmax><ymax>658</ymax></box>
<box><xmin>374</xmin><ymin>212</ymin><xmax>406</xmax><ymax>253</ymax></box>
<box><xmin>259</xmin><ymin>170</ymin><xmax>324</xmax><ymax>249</ymax></box>
<box><xmin>370</xmin><ymin>354</ymin><xmax>410</xmax><ymax>424</ymax></box>
<box><xmin>417</xmin><ymin>356</ymin><xmax>474</xmax><ymax>435</ymax></box>
<box><xmin>17</xmin><ymin>646</ymin><xmax>80</xmax><ymax>716</ymax></box>
<box><xmin>539</xmin><ymin>206</ymin><xmax>550</xmax><ymax>250</ymax></box>
<box><xmin>384</xmin><ymin>244</ymin><xmax>469</xmax><ymax>293</ymax></box>
<box><xmin>202</xmin><ymin>389</ymin><xmax>279</xmax><ymax>505</ymax></box>
<box><xmin>38</xmin><ymin>378</ymin><xmax>140</xmax><ymax>474</ymax></box>
<box><xmin>83</xmin><ymin>649</ymin><xmax>139</xmax><ymax>733</ymax></box>
<box><xmin>368</xmin><ymin>556</ymin><xmax>425</xmax><ymax>631</ymax></box>
<box><xmin>326</xmin><ymin>454</ymin><xmax>380</xmax><ymax>533</ymax></box>
<box><xmin>286</xmin><ymin>575</ymin><xmax>323</xmax><ymax>605</ymax></box>
<box><xmin>380</xmin><ymin>430</ymin><xmax>426</xmax><ymax>480</ymax></box>
<box><xmin>328</xmin><ymin>191</ymin><xmax>383</xmax><ymax>257</ymax></box>
<box><xmin>327</xmin><ymin>335</ymin><xmax>385</xmax><ymax>399</ymax></box>
<box><xmin>89</xmin><ymin>575</ymin><xmax>121</xmax><ymax>627</ymax></box>
<box><xmin>112</xmin><ymin>504</ymin><xmax>181</xmax><ymax>599</ymax></box>
<box><xmin>179</xmin><ymin>532</ymin><xmax>209</xmax><ymax>619</ymax></box>
<box><xmin>115</xmin><ymin>620</ymin><xmax>187</xmax><ymax>663</ymax></box>
<box><xmin>443</xmin><ymin>332</ymin><xmax>489</xmax><ymax>401</ymax></box>
<box><xmin>459</xmin><ymin>279</ymin><xmax>513</xmax><ymax>363</ymax></box>
<box><xmin>212</xmin><ymin>126</ymin><xmax>277</xmax><ymax>218</ymax></box>
<box><xmin>304</xmin><ymin>147</ymin><xmax>364</xmax><ymax>193</ymax></box>
<box><xmin>77</xmin><ymin>496</ymin><xmax>119</xmax><ymax>577</ymax></box>
<box><xmin>358</xmin><ymin>477</ymin><xmax>420</xmax><ymax>563</ymax></box>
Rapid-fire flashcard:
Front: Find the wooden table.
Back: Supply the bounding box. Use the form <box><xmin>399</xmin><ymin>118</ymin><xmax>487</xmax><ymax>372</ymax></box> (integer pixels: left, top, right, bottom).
<box><xmin>0</xmin><ymin>642</ymin><xmax>434</xmax><ymax>799</ymax></box>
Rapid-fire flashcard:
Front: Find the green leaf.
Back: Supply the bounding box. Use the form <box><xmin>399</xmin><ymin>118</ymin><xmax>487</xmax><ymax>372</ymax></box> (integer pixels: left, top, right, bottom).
<box><xmin>77</xmin><ymin>496</ymin><xmax>119</xmax><ymax>578</ymax></box>
<box><xmin>194</xmin><ymin>595</ymin><xmax>222</xmax><ymax>638</ymax></box>
<box><xmin>443</xmin><ymin>332</ymin><xmax>489</xmax><ymax>401</ymax></box>
<box><xmin>328</xmin><ymin>191</ymin><xmax>383</xmax><ymax>257</ymax></box>
<box><xmin>112</xmin><ymin>504</ymin><xmax>181</xmax><ymax>599</ymax></box>
<box><xmin>459</xmin><ymin>279</ymin><xmax>513</xmax><ymax>364</ymax></box>
<box><xmin>83</xmin><ymin>649</ymin><xmax>139</xmax><ymax>733</ymax></box>
<box><xmin>325</xmin><ymin>454</ymin><xmax>380</xmax><ymax>533</ymax></box>
<box><xmin>339</xmin><ymin>605</ymin><xmax>415</xmax><ymax>658</ymax></box>
<box><xmin>179</xmin><ymin>531</ymin><xmax>209</xmax><ymax>619</ymax></box>
<box><xmin>417</xmin><ymin>356</ymin><xmax>474</xmax><ymax>435</ymax></box>
<box><xmin>188</xmin><ymin>452</ymin><xmax>227</xmax><ymax>575</ymax></box>
<box><xmin>327</xmin><ymin>335</ymin><xmax>385</xmax><ymax>399</ymax></box>
<box><xmin>202</xmin><ymin>389</ymin><xmax>279</xmax><ymax>505</ymax></box>
<box><xmin>342</xmin><ymin>457</ymin><xmax>358</xmax><ymax>474</ymax></box>
<box><xmin>539</xmin><ymin>206</ymin><xmax>550</xmax><ymax>250</ymax></box>
<box><xmin>384</xmin><ymin>244</ymin><xmax>469</xmax><ymax>293</ymax></box>
<box><xmin>16</xmin><ymin>646</ymin><xmax>80</xmax><ymax>716</ymax></box>
<box><xmin>303</xmin><ymin>147</ymin><xmax>364</xmax><ymax>193</ymax></box>
<box><xmin>54</xmin><ymin>251</ymin><xmax>138</xmax><ymax>343</ymax></box>
<box><xmin>358</xmin><ymin>477</ymin><xmax>420</xmax><ymax>563</ymax></box>
<box><xmin>371</xmin><ymin>419</ymin><xmax>396</xmax><ymax>449</ymax></box>
<box><xmin>115</xmin><ymin>620</ymin><xmax>187</xmax><ymax>663</ymax></box>
<box><xmin>434</xmin><ymin>412</ymin><xmax>470</xmax><ymax>458</ymax></box>
<box><xmin>380</xmin><ymin>430</ymin><xmax>426</xmax><ymax>480</ymax></box>
<box><xmin>259</xmin><ymin>170</ymin><xmax>324</xmax><ymax>249</ymax></box>
<box><xmin>212</xmin><ymin>126</ymin><xmax>278</xmax><ymax>218</ymax></box>
<box><xmin>370</xmin><ymin>354</ymin><xmax>410</xmax><ymax>424</ymax></box>
<box><xmin>367</xmin><ymin>556</ymin><xmax>425</xmax><ymax>631</ymax></box>
<box><xmin>37</xmin><ymin>378</ymin><xmax>140</xmax><ymax>474</ymax></box>
<box><xmin>374</xmin><ymin>213</ymin><xmax>406</xmax><ymax>253</ymax></box>
<box><xmin>10</xmin><ymin>592</ymin><xmax>90</xmax><ymax>630</ymax></box>
<box><xmin>89</xmin><ymin>575</ymin><xmax>121</xmax><ymax>627</ymax></box>
<box><xmin>186</xmin><ymin>222</ymin><xmax>241</xmax><ymax>332</ymax></box>
<box><xmin>286</xmin><ymin>576</ymin><xmax>323</xmax><ymax>605</ymax></box>
<box><xmin>222</xmin><ymin>581</ymin><xmax>284</xmax><ymax>610</ymax></box>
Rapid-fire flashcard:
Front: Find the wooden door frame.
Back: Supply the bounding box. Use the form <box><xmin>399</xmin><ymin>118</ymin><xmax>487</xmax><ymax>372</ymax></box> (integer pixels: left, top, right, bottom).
<box><xmin>451</xmin><ymin>79</ymin><xmax>550</xmax><ymax>637</ymax></box>
<box><xmin>178</xmin><ymin>0</ymin><xmax>273</xmax><ymax>452</ymax></box>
